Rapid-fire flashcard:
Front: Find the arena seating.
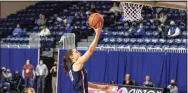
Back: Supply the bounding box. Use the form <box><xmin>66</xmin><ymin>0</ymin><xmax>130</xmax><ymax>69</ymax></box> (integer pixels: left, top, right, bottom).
<box><xmin>0</xmin><ymin>1</ymin><xmax>187</xmax><ymax>50</ymax></box>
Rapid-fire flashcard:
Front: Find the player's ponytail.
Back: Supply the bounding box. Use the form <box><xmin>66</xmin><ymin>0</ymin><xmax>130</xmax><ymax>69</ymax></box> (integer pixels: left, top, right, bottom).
<box><xmin>63</xmin><ymin>49</ymin><xmax>73</xmax><ymax>75</ymax></box>
<box><xmin>63</xmin><ymin>56</ymin><xmax>69</xmax><ymax>75</ymax></box>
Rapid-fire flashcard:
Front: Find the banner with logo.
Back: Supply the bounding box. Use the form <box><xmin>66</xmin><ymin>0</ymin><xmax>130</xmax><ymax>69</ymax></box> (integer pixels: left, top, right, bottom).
<box><xmin>88</xmin><ymin>84</ymin><xmax>164</xmax><ymax>93</ymax></box>
<box><xmin>117</xmin><ymin>86</ymin><xmax>164</xmax><ymax>93</ymax></box>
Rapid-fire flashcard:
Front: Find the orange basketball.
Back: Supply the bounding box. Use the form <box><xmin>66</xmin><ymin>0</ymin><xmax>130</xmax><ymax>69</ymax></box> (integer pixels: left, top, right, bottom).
<box><xmin>88</xmin><ymin>13</ymin><xmax>104</xmax><ymax>29</ymax></box>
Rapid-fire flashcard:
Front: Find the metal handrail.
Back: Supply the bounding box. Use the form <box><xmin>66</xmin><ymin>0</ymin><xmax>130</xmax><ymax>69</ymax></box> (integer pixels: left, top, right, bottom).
<box><xmin>74</xmin><ymin>47</ymin><xmax>187</xmax><ymax>53</ymax></box>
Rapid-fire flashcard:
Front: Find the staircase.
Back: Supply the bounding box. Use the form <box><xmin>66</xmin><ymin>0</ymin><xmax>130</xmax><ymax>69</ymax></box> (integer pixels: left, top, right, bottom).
<box><xmin>77</xmin><ymin>35</ymin><xmax>95</xmax><ymax>47</ymax></box>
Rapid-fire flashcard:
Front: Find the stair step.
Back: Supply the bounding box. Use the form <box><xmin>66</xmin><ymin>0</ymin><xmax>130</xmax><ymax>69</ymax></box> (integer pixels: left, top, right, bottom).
<box><xmin>77</xmin><ymin>42</ymin><xmax>92</xmax><ymax>47</ymax></box>
<box><xmin>80</xmin><ymin>39</ymin><xmax>88</xmax><ymax>42</ymax></box>
<box><xmin>88</xmin><ymin>38</ymin><xmax>93</xmax><ymax>42</ymax></box>
<box><xmin>88</xmin><ymin>36</ymin><xmax>95</xmax><ymax>39</ymax></box>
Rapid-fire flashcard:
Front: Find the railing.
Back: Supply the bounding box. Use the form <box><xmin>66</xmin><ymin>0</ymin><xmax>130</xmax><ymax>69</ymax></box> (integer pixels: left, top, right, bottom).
<box><xmin>0</xmin><ymin>44</ymin><xmax>41</xmax><ymax>48</ymax></box>
<box><xmin>75</xmin><ymin>47</ymin><xmax>187</xmax><ymax>53</ymax></box>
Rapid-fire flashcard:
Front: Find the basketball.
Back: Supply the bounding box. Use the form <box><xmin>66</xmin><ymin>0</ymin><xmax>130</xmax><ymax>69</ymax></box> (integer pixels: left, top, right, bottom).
<box><xmin>88</xmin><ymin>13</ymin><xmax>104</xmax><ymax>29</ymax></box>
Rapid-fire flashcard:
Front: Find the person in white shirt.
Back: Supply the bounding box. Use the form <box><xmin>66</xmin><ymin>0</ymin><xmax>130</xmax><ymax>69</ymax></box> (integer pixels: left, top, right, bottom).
<box><xmin>109</xmin><ymin>2</ymin><xmax>121</xmax><ymax>13</ymax></box>
<box><xmin>167</xmin><ymin>79</ymin><xmax>178</xmax><ymax>93</ymax></box>
<box><xmin>36</xmin><ymin>60</ymin><xmax>48</xmax><ymax>93</ymax></box>
<box><xmin>167</xmin><ymin>21</ymin><xmax>180</xmax><ymax>38</ymax></box>
<box><xmin>38</xmin><ymin>27</ymin><xmax>51</xmax><ymax>36</ymax></box>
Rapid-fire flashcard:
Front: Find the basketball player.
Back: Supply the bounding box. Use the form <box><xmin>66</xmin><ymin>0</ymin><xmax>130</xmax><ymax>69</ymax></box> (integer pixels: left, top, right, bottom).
<box><xmin>63</xmin><ymin>22</ymin><xmax>110</xmax><ymax>93</ymax></box>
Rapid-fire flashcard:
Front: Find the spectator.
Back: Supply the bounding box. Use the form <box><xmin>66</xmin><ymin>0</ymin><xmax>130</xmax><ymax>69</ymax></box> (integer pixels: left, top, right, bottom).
<box><xmin>12</xmin><ymin>24</ymin><xmax>25</xmax><ymax>36</ymax></box>
<box><xmin>123</xmin><ymin>74</ymin><xmax>134</xmax><ymax>85</ymax></box>
<box><xmin>22</xmin><ymin>59</ymin><xmax>35</xmax><ymax>88</ymax></box>
<box><xmin>134</xmin><ymin>23</ymin><xmax>145</xmax><ymax>37</ymax></box>
<box><xmin>158</xmin><ymin>24</ymin><xmax>168</xmax><ymax>38</ymax></box>
<box><xmin>86</xmin><ymin>3</ymin><xmax>97</xmax><ymax>15</ymax></box>
<box><xmin>65</xmin><ymin>23</ymin><xmax>73</xmax><ymax>33</ymax></box>
<box><xmin>36</xmin><ymin>14</ymin><xmax>46</xmax><ymax>29</ymax></box>
<box><xmin>167</xmin><ymin>21</ymin><xmax>180</xmax><ymax>38</ymax></box>
<box><xmin>143</xmin><ymin>75</ymin><xmax>154</xmax><ymax>87</ymax></box>
<box><xmin>50</xmin><ymin>61</ymin><xmax>57</xmax><ymax>93</ymax></box>
<box><xmin>4</xmin><ymin>68</ymin><xmax>12</xmax><ymax>82</ymax></box>
<box><xmin>128</xmin><ymin>22</ymin><xmax>137</xmax><ymax>35</ymax></box>
<box><xmin>157</xmin><ymin>11</ymin><xmax>167</xmax><ymax>25</ymax></box>
<box><xmin>36</xmin><ymin>14</ymin><xmax>50</xmax><ymax>36</ymax></box>
<box><xmin>36</xmin><ymin>60</ymin><xmax>48</xmax><ymax>93</ymax></box>
<box><xmin>2</xmin><ymin>68</ymin><xmax>12</xmax><ymax>92</ymax></box>
<box><xmin>109</xmin><ymin>2</ymin><xmax>122</xmax><ymax>23</ymax></box>
<box><xmin>109</xmin><ymin>2</ymin><xmax>121</xmax><ymax>14</ymax></box>
<box><xmin>167</xmin><ymin>79</ymin><xmax>178</xmax><ymax>93</ymax></box>
<box><xmin>38</xmin><ymin>27</ymin><xmax>51</xmax><ymax>36</ymax></box>
<box><xmin>151</xmin><ymin>11</ymin><xmax>167</xmax><ymax>26</ymax></box>
<box><xmin>57</xmin><ymin>15</ymin><xmax>73</xmax><ymax>26</ymax></box>
<box><xmin>12</xmin><ymin>70</ymin><xmax>21</xmax><ymax>92</ymax></box>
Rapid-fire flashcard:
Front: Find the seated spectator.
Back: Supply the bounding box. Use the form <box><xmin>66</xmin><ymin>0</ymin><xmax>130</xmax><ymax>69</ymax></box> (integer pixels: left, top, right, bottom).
<box><xmin>128</xmin><ymin>22</ymin><xmax>137</xmax><ymax>36</ymax></box>
<box><xmin>12</xmin><ymin>70</ymin><xmax>21</xmax><ymax>92</ymax></box>
<box><xmin>123</xmin><ymin>74</ymin><xmax>134</xmax><ymax>85</ymax></box>
<box><xmin>1</xmin><ymin>68</ymin><xmax>11</xmax><ymax>92</ymax></box>
<box><xmin>158</xmin><ymin>24</ymin><xmax>168</xmax><ymax>38</ymax></box>
<box><xmin>167</xmin><ymin>21</ymin><xmax>180</xmax><ymax>38</ymax></box>
<box><xmin>57</xmin><ymin>16</ymin><xmax>73</xmax><ymax>26</ymax></box>
<box><xmin>0</xmin><ymin>67</ymin><xmax>6</xmax><ymax>82</ymax></box>
<box><xmin>109</xmin><ymin>2</ymin><xmax>121</xmax><ymax>14</ymax></box>
<box><xmin>86</xmin><ymin>3</ymin><xmax>97</xmax><ymax>15</ymax></box>
<box><xmin>134</xmin><ymin>23</ymin><xmax>145</xmax><ymax>37</ymax></box>
<box><xmin>108</xmin><ymin>2</ymin><xmax>122</xmax><ymax>24</ymax></box>
<box><xmin>143</xmin><ymin>75</ymin><xmax>154</xmax><ymax>87</ymax></box>
<box><xmin>12</xmin><ymin>24</ymin><xmax>25</xmax><ymax>36</ymax></box>
<box><xmin>38</xmin><ymin>27</ymin><xmax>51</xmax><ymax>36</ymax></box>
<box><xmin>65</xmin><ymin>23</ymin><xmax>73</xmax><ymax>33</ymax></box>
<box><xmin>167</xmin><ymin>79</ymin><xmax>178</xmax><ymax>93</ymax></box>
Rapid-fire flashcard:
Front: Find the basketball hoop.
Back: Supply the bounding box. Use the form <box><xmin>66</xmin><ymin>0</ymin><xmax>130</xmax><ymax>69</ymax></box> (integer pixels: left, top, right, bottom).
<box><xmin>120</xmin><ymin>2</ymin><xmax>144</xmax><ymax>22</ymax></box>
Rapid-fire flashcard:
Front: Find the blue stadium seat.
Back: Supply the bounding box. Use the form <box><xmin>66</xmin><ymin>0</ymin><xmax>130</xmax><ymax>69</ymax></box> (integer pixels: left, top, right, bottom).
<box><xmin>137</xmin><ymin>38</ymin><xmax>144</xmax><ymax>44</ymax></box>
<box><xmin>109</xmin><ymin>38</ymin><xmax>116</xmax><ymax>44</ymax></box>
<box><xmin>130</xmin><ymin>38</ymin><xmax>137</xmax><ymax>44</ymax></box>
<box><xmin>153</xmin><ymin>44</ymin><xmax>162</xmax><ymax>48</ymax></box>
<box><xmin>117</xmin><ymin>38</ymin><xmax>123</xmax><ymax>44</ymax></box>
<box><xmin>102</xmin><ymin>37</ymin><xmax>109</xmax><ymax>43</ymax></box>
<box><xmin>144</xmin><ymin>38</ymin><xmax>151</xmax><ymax>44</ymax></box>
<box><xmin>159</xmin><ymin>39</ymin><xmax>166</xmax><ymax>44</ymax></box>
<box><xmin>123</xmin><ymin>38</ymin><xmax>130</xmax><ymax>43</ymax></box>
<box><xmin>166</xmin><ymin>39</ymin><xmax>174</xmax><ymax>44</ymax></box>
<box><xmin>174</xmin><ymin>39</ymin><xmax>182</xmax><ymax>44</ymax></box>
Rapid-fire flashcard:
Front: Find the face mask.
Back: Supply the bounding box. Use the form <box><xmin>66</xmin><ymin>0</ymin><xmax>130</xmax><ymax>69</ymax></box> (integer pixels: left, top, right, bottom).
<box><xmin>171</xmin><ymin>25</ymin><xmax>175</xmax><ymax>27</ymax></box>
<box><xmin>171</xmin><ymin>83</ymin><xmax>175</xmax><ymax>86</ymax></box>
<box><xmin>140</xmin><ymin>26</ymin><xmax>143</xmax><ymax>28</ymax></box>
<box><xmin>26</xmin><ymin>62</ymin><xmax>30</xmax><ymax>65</ymax></box>
<box><xmin>39</xmin><ymin>61</ymin><xmax>43</xmax><ymax>65</ymax></box>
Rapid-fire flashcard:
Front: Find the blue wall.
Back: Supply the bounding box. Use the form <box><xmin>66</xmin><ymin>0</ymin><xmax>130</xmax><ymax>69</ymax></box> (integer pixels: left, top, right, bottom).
<box><xmin>0</xmin><ymin>48</ymin><xmax>39</xmax><ymax>75</ymax></box>
<box><xmin>57</xmin><ymin>50</ymin><xmax>187</xmax><ymax>93</ymax></box>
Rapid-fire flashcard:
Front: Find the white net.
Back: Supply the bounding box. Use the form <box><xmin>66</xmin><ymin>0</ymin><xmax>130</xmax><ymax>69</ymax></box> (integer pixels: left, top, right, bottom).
<box><xmin>120</xmin><ymin>2</ymin><xmax>144</xmax><ymax>22</ymax></box>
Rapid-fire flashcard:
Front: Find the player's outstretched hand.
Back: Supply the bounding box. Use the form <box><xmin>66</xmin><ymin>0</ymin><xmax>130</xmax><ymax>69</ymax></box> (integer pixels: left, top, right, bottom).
<box><xmin>100</xmin><ymin>85</ymin><xmax>113</xmax><ymax>92</ymax></box>
<box><xmin>92</xmin><ymin>22</ymin><xmax>103</xmax><ymax>36</ymax></box>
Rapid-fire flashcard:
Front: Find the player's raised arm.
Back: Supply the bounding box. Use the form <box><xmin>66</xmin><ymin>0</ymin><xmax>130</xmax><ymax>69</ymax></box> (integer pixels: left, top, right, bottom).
<box><xmin>73</xmin><ymin>22</ymin><xmax>102</xmax><ymax>70</ymax></box>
